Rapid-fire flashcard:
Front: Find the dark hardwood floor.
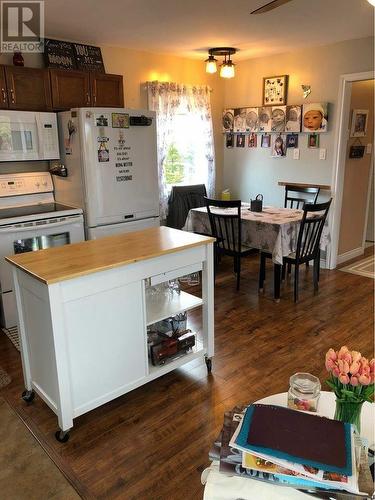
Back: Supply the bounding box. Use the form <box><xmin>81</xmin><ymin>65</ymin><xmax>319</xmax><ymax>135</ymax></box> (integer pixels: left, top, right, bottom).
<box><xmin>0</xmin><ymin>249</ymin><xmax>373</xmax><ymax>499</ymax></box>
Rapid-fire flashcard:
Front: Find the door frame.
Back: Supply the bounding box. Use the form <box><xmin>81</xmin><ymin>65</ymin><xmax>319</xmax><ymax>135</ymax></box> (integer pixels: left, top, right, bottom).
<box><xmin>328</xmin><ymin>71</ymin><xmax>374</xmax><ymax>269</ymax></box>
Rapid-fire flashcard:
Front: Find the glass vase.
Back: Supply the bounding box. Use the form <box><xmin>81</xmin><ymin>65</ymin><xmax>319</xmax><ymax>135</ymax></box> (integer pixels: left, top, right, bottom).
<box><xmin>334</xmin><ymin>400</ymin><xmax>363</xmax><ymax>434</ymax></box>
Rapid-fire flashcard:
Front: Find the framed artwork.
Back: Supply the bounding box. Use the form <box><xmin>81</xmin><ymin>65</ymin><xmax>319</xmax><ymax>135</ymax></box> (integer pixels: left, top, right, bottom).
<box><xmin>245</xmin><ymin>108</ymin><xmax>259</xmax><ymax>132</ymax></box>
<box><xmin>271</xmin><ymin>134</ymin><xmax>287</xmax><ymax>157</ymax></box>
<box><xmin>248</xmin><ymin>132</ymin><xmax>257</xmax><ymax>147</ymax></box>
<box><xmin>349</xmin><ymin>144</ymin><xmax>365</xmax><ymax>158</ymax></box>
<box><xmin>226</xmin><ymin>132</ymin><xmax>234</xmax><ymax>148</ymax></box>
<box><xmin>302</xmin><ymin>103</ymin><xmax>328</xmax><ymax>132</ymax></box>
<box><xmin>222</xmin><ymin>109</ymin><xmax>234</xmax><ymax>132</ymax></box>
<box><xmin>236</xmin><ymin>134</ymin><xmax>245</xmax><ymax>147</ymax></box>
<box><xmin>258</xmin><ymin>107</ymin><xmax>272</xmax><ymax>132</ymax></box>
<box><xmin>350</xmin><ymin>109</ymin><xmax>369</xmax><ymax>138</ymax></box>
<box><xmin>261</xmin><ymin>133</ymin><xmax>271</xmax><ymax>148</ymax></box>
<box><xmin>234</xmin><ymin>108</ymin><xmax>247</xmax><ymax>132</ymax></box>
<box><xmin>285</xmin><ymin>105</ymin><xmax>302</xmax><ymax>132</ymax></box>
<box><xmin>308</xmin><ymin>133</ymin><xmax>319</xmax><ymax>148</ymax></box>
<box><xmin>271</xmin><ymin>106</ymin><xmax>286</xmax><ymax>132</ymax></box>
<box><xmin>286</xmin><ymin>133</ymin><xmax>298</xmax><ymax>148</ymax></box>
<box><xmin>263</xmin><ymin>75</ymin><xmax>288</xmax><ymax>106</ymax></box>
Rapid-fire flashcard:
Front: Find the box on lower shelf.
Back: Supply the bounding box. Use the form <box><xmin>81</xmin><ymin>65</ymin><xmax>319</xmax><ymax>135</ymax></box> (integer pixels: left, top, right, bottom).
<box><xmin>147</xmin><ymin>339</ymin><xmax>205</xmax><ymax>377</ymax></box>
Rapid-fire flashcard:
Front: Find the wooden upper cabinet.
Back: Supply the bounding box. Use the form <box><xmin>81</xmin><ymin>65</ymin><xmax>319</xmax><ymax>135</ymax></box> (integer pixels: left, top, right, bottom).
<box><xmin>50</xmin><ymin>69</ymin><xmax>91</xmax><ymax>110</ymax></box>
<box><xmin>90</xmin><ymin>73</ymin><xmax>124</xmax><ymax>108</ymax></box>
<box><xmin>0</xmin><ymin>67</ymin><xmax>8</xmax><ymax>108</ymax></box>
<box><xmin>5</xmin><ymin>66</ymin><xmax>52</xmax><ymax>111</ymax></box>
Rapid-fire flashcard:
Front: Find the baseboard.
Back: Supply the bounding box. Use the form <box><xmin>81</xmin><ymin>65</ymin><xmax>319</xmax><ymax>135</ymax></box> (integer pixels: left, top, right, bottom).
<box><xmin>337</xmin><ymin>247</ymin><xmax>364</xmax><ymax>265</ymax></box>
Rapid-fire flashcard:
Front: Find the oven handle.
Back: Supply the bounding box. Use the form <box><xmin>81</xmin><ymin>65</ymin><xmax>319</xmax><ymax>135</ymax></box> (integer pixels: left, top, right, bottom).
<box><xmin>0</xmin><ymin>217</ymin><xmax>82</xmax><ymax>233</ymax></box>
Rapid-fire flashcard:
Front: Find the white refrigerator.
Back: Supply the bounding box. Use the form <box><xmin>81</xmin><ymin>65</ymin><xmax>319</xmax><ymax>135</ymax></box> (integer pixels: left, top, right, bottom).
<box><xmin>54</xmin><ymin>108</ymin><xmax>159</xmax><ymax>239</ymax></box>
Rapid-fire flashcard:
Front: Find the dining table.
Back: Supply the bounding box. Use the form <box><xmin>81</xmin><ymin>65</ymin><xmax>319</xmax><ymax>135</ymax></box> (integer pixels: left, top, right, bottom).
<box><xmin>183</xmin><ymin>204</ymin><xmax>330</xmax><ymax>300</ymax></box>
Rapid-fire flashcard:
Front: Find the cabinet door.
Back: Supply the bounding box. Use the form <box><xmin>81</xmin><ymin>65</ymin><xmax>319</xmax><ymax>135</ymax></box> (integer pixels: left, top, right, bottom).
<box><xmin>0</xmin><ymin>66</ymin><xmax>8</xmax><ymax>108</ymax></box>
<box><xmin>50</xmin><ymin>69</ymin><xmax>90</xmax><ymax>110</ymax></box>
<box><xmin>90</xmin><ymin>73</ymin><xmax>124</xmax><ymax>108</ymax></box>
<box><xmin>5</xmin><ymin>66</ymin><xmax>52</xmax><ymax>111</ymax></box>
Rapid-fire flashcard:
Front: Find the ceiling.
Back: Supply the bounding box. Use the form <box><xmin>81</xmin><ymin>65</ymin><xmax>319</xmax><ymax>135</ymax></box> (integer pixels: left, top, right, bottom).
<box><xmin>45</xmin><ymin>0</ymin><xmax>374</xmax><ymax>61</ymax></box>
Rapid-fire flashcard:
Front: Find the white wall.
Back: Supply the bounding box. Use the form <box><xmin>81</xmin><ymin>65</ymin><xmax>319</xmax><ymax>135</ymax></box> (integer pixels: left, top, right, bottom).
<box><xmin>222</xmin><ymin>37</ymin><xmax>374</xmax><ymax>206</ymax></box>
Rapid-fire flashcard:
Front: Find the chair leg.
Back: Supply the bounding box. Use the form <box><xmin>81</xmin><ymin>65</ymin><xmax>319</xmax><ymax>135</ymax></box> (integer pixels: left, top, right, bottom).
<box><xmin>287</xmin><ymin>262</ymin><xmax>292</xmax><ymax>275</ymax></box>
<box><xmin>236</xmin><ymin>256</ymin><xmax>241</xmax><ymax>291</ymax></box>
<box><xmin>317</xmin><ymin>250</ymin><xmax>321</xmax><ymax>281</ymax></box>
<box><xmin>281</xmin><ymin>263</ymin><xmax>286</xmax><ymax>281</ymax></box>
<box><xmin>274</xmin><ymin>263</ymin><xmax>281</xmax><ymax>302</ymax></box>
<box><xmin>233</xmin><ymin>256</ymin><xmax>237</xmax><ymax>273</ymax></box>
<box><xmin>313</xmin><ymin>257</ymin><xmax>319</xmax><ymax>294</ymax></box>
<box><xmin>259</xmin><ymin>253</ymin><xmax>266</xmax><ymax>290</ymax></box>
<box><xmin>294</xmin><ymin>264</ymin><xmax>299</xmax><ymax>303</ymax></box>
<box><xmin>306</xmin><ymin>261</ymin><xmax>309</xmax><ymax>269</ymax></box>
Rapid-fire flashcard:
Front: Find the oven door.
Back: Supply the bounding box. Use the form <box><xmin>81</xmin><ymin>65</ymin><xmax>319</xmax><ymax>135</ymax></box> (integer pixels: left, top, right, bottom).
<box><xmin>0</xmin><ymin>214</ymin><xmax>84</xmax><ymax>293</ymax></box>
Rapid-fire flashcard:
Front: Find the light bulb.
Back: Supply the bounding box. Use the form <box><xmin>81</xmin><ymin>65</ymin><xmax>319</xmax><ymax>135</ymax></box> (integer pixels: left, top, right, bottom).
<box><xmin>367</xmin><ymin>0</ymin><xmax>375</xmax><ymax>5</ymax></box>
<box><xmin>205</xmin><ymin>55</ymin><xmax>217</xmax><ymax>74</ymax></box>
<box><xmin>220</xmin><ymin>61</ymin><xmax>235</xmax><ymax>79</ymax></box>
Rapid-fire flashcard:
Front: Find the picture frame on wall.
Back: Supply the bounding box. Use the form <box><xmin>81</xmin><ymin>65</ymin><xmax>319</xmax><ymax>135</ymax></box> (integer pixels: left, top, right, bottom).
<box><xmin>350</xmin><ymin>109</ymin><xmax>369</xmax><ymax>137</ymax></box>
<box><xmin>302</xmin><ymin>103</ymin><xmax>328</xmax><ymax>132</ymax></box>
<box><xmin>222</xmin><ymin>109</ymin><xmax>234</xmax><ymax>133</ymax></box>
<box><xmin>263</xmin><ymin>75</ymin><xmax>288</xmax><ymax>106</ymax></box>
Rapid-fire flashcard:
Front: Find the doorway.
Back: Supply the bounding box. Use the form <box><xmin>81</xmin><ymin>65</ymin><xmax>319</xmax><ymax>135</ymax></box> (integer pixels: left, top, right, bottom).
<box><xmin>329</xmin><ymin>72</ymin><xmax>374</xmax><ymax>269</ymax></box>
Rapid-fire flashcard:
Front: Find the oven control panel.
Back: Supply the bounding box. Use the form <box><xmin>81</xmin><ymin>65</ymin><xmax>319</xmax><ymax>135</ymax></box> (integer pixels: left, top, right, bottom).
<box><xmin>0</xmin><ymin>172</ymin><xmax>53</xmax><ymax>197</ymax></box>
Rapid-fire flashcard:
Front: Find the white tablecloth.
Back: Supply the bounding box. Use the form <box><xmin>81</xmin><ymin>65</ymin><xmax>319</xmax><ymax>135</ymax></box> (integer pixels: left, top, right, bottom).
<box><xmin>184</xmin><ymin>205</ymin><xmax>330</xmax><ymax>265</ymax></box>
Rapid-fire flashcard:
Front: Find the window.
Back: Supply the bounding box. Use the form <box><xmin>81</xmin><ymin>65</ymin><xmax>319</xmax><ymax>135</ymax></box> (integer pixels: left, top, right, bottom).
<box><xmin>147</xmin><ymin>81</ymin><xmax>215</xmax><ymax>219</ymax></box>
<box><xmin>163</xmin><ymin>111</ymin><xmax>209</xmax><ymax>188</ymax></box>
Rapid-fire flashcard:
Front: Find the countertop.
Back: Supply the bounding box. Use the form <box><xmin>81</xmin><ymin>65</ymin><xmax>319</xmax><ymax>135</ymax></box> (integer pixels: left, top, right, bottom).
<box><xmin>5</xmin><ymin>226</ymin><xmax>214</xmax><ymax>285</ymax></box>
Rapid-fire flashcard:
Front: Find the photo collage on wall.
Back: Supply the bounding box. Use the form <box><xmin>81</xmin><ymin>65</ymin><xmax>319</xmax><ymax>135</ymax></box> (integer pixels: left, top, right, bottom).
<box><xmin>223</xmin><ymin>103</ymin><xmax>328</xmax><ymax>156</ymax></box>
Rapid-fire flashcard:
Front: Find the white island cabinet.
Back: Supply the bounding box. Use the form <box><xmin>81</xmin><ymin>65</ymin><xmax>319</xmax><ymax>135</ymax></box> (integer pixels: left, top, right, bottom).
<box><xmin>6</xmin><ymin>227</ymin><xmax>214</xmax><ymax>442</ymax></box>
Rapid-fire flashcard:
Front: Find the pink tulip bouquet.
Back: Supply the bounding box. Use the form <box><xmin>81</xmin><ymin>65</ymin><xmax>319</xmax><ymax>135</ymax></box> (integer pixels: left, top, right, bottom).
<box><xmin>325</xmin><ymin>346</ymin><xmax>374</xmax><ymax>432</ymax></box>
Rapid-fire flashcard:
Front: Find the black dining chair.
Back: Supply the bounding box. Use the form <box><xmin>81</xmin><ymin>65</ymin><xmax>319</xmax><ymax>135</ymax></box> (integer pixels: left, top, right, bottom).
<box><xmin>284</xmin><ymin>185</ymin><xmax>320</xmax><ymax>275</ymax></box>
<box><xmin>284</xmin><ymin>185</ymin><xmax>320</xmax><ymax>209</ymax></box>
<box><xmin>204</xmin><ymin>197</ymin><xmax>252</xmax><ymax>290</ymax></box>
<box><xmin>166</xmin><ymin>184</ymin><xmax>207</xmax><ymax>229</ymax></box>
<box><xmin>259</xmin><ymin>199</ymin><xmax>332</xmax><ymax>302</ymax></box>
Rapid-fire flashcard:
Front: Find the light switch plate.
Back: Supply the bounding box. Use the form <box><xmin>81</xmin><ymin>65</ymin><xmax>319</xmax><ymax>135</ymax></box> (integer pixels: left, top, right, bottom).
<box><xmin>319</xmin><ymin>148</ymin><xmax>327</xmax><ymax>160</ymax></box>
<box><xmin>293</xmin><ymin>148</ymin><xmax>300</xmax><ymax>160</ymax></box>
<box><xmin>366</xmin><ymin>143</ymin><xmax>372</xmax><ymax>154</ymax></box>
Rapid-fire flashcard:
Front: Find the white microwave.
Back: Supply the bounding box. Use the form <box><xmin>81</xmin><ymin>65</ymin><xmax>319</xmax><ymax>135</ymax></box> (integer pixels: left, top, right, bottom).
<box><xmin>0</xmin><ymin>110</ymin><xmax>60</xmax><ymax>161</ymax></box>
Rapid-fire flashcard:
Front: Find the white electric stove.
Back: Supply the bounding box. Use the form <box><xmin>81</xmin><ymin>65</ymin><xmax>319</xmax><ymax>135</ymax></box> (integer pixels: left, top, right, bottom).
<box><xmin>0</xmin><ymin>172</ymin><xmax>84</xmax><ymax>328</ymax></box>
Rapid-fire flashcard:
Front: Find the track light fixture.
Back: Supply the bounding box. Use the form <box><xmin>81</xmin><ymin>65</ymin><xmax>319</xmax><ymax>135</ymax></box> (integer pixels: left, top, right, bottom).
<box><xmin>205</xmin><ymin>48</ymin><xmax>237</xmax><ymax>78</ymax></box>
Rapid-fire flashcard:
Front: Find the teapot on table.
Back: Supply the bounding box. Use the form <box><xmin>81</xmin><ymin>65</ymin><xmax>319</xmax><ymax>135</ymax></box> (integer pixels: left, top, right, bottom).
<box><xmin>250</xmin><ymin>194</ymin><xmax>263</xmax><ymax>212</ymax></box>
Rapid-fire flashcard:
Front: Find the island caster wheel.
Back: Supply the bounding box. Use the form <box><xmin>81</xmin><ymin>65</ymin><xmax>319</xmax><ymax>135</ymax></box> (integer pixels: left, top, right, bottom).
<box><xmin>205</xmin><ymin>356</ymin><xmax>212</xmax><ymax>374</ymax></box>
<box><xmin>55</xmin><ymin>430</ymin><xmax>70</xmax><ymax>443</ymax></box>
<box><xmin>22</xmin><ymin>389</ymin><xmax>35</xmax><ymax>403</ymax></box>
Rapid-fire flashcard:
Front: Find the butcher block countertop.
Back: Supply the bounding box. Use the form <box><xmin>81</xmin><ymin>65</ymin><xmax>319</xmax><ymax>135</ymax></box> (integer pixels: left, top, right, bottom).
<box><xmin>5</xmin><ymin>226</ymin><xmax>214</xmax><ymax>285</ymax></box>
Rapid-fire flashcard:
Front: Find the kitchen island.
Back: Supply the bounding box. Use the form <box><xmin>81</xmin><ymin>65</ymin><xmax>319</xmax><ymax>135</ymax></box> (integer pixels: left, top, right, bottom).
<box><xmin>6</xmin><ymin>226</ymin><xmax>214</xmax><ymax>442</ymax></box>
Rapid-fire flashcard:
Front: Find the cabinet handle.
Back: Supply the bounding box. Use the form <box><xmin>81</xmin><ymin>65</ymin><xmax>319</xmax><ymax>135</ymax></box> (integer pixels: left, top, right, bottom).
<box><xmin>9</xmin><ymin>88</ymin><xmax>15</xmax><ymax>104</ymax></box>
<box><xmin>86</xmin><ymin>92</ymin><xmax>90</xmax><ymax>105</ymax></box>
<box><xmin>93</xmin><ymin>94</ymin><xmax>97</xmax><ymax>104</ymax></box>
<box><xmin>1</xmin><ymin>88</ymin><xmax>6</xmax><ymax>103</ymax></box>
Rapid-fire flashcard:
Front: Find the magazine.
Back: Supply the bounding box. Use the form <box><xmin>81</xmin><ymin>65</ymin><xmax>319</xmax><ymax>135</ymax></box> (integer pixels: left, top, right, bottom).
<box><xmin>212</xmin><ymin>406</ymin><xmax>371</xmax><ymax>498</ymax></box>
<box><xmin>230</xmin><ymin>409</ymin><xmax>361</xmax><ymax>494</ymax></box>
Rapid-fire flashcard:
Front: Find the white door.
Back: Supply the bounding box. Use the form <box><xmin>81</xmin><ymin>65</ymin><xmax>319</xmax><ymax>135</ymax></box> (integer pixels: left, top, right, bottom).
<box><xmin>79</xmin><ymin>108</ymin><xmax>159</xmax><ymax>228</ymax></box>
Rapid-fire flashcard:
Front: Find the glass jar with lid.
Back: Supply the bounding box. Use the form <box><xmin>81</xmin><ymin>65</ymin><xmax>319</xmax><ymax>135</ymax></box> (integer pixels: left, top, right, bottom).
<box><xmin>287</xmin><ymin>372</ymin><xmax>321</xmax><ymax>412</ymax></box>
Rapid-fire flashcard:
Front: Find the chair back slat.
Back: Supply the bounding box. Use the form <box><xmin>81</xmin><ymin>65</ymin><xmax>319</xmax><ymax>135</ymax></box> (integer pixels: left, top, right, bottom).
<box><xmin>295</xmin><ymin>200</ymin><xmax>332</xmax><ymax>262</ymax></box>
<box><xmin>204</xmin><ymin>197</ymin><xmax>241</xmax><ymax>254</ymax></box>
<box><xmin>284</xmin><ymin>185</ymin><xmax>320</xmax><ymax>210</ymax></box>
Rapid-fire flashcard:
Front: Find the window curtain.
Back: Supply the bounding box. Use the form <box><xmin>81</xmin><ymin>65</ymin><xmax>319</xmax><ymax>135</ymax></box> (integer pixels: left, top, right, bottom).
<box><xmin>147</xmin><ymin>81</ymin><xmax>215</xmax><ymax>221</ymax></box>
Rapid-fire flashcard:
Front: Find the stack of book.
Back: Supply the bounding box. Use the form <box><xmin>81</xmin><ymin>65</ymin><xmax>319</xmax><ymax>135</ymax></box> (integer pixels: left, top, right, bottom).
<box><xmin>209</xmin><ymin>404</ymin><xmax>373</xmax><ymax>498</ymax></box>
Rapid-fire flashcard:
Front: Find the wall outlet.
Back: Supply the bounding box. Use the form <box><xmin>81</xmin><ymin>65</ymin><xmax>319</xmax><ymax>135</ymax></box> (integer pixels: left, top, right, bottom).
<box><xmin>319</xmin><ymin>148</ymin><xmax>327</xmax><ymax>160</ymax></box>
<box><xmin>366</xmin><ymin>143</ymin><xmax>372</xmax><ymax>154</ymax></box>
<box><xmin>293</xmin><ymin>148</ymin><xmax>300</xmax><ymax>160</ymax></box>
